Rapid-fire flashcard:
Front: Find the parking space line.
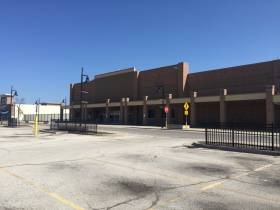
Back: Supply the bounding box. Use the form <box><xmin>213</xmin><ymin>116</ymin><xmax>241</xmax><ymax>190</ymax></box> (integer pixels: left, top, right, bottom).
<box><xmin>216</xmin><ymin>186</ymin><xmax>280</xmax><ymax>203</ymax></box>
<box><xmin>148</xmin><ymin>159</ymin><xmax>280</xmax><ymax>209</ymax></box>
<box><xmin>84</xmin><ymin>157</ymin><xmax>198</xmax><ymax>184</ymax></box>
<box><xmin>0</xmin><ymin>167</ymin><xmax>84</xmax><ymax>210</ymax></box>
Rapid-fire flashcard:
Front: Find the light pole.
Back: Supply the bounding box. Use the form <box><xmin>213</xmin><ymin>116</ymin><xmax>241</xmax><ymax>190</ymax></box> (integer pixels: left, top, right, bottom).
<box><xmin>35</xmin><ymin>98</ymin><xmax>40</xmax><ymax>121</ymax></box>
<box><xmin>157</xmin><ymin>85</ymin><xmax>164</xmax><ymax>128</ymax></box>
<box><xmin>34</xmin><ymin>98</ymin><xmax>40</xmax><ymax>135</ymax></box>
<box><xmin>62</xmin><ymin>97</ymin><xmax>67</xmax><ymax>121</ymax></box>
<box><xmin>80</xmin><ymin>67</ymin><xmax>90</xmax><ymax>126</ymax></box>
<box><xmin>10</xmin><ymin>86</ymin><xmax>18</xmax><ymax>125</ymax></box>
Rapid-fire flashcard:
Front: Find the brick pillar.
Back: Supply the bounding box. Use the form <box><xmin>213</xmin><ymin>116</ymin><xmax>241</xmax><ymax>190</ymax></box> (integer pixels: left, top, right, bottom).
<box><xmin>106</xmin><ymin>99</ymin><xmax>110</xmax><ymax>124</ymax></box>
<box><xmin>166</xmin><ymin>94</ymin><xmax>172</xmax><ymax>126</ymax></box>
<box><xmin>70</xmin><ymin>102</ymin><xmax>73</xmax><ymax>120</ymax></box>
<box><xmin>190</xmin><ymin>92</ymin><xmax>197</xmax><ymax>127</ymax></box>
<box><xmin>120</xmin><ymin>98</ymin><xmax>125</xmax><ymax>125</ymax></box>
<box><xmin>220</xmin><ymin>89</ymin><xmax>227</xmax><ymax>123</ymax></box>
<box><xmin>124</xmin><ymin>98</ymin><xmax>129</xmax><ymax>125</ymax></box>
<box><xmin>143</xmin><ymin>96</ymin><xmax>148</xmax><ymax>125</ymax></box>
<box><xmin>266</xmin><ymin>85</ymin><xmax>275</xmax><ymax>124</ymax></box>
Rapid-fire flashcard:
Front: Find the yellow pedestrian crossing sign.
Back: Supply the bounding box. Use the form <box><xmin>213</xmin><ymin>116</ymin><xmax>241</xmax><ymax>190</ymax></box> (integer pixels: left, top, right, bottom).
<box><xmin>184</xmin><ymin>102</ymin><xmax>189</xmax><ymax>115</ymax></box>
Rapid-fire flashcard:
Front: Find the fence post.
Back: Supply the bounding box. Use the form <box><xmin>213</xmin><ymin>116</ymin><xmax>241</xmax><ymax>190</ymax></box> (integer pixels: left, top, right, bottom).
<box><xmin>205</xmin><ymin>121</ymin><xmax>208</xmax><ymax>144</ymax></box>
<box><xmin>84</xmin><ymin>119</ymin><xmax>86</xmax><ymax>133</ymax></box>
<box><xmin>96</xmin><ymin>119</ymin><xmax>98</xmax><ymax>134</ymax></box>
<box><xmin>272</xmin><ymin>122</ymin><xmax>274</xmax><ymax>151</ymax></box>
<box><xmin>232</xmin><ymin>121</ymin><xmax>235</xmax><ymax>147</ymax></box>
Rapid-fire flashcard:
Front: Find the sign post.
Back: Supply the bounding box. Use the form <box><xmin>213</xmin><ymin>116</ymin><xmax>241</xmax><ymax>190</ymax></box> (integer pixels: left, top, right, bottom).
<box><xmin>184</xmin><ymin>102</ymin><xmax>189</xmax><ymax>129</ymax></box>
<box><xmin>164</xmin><ymin>106</ymin><xmax>169</xmax><ymax>129</ymax></box>
<box><xmin>34</xmin><ymin>116</ymin><xmax>38</xmax><ymax>135</ymax></box>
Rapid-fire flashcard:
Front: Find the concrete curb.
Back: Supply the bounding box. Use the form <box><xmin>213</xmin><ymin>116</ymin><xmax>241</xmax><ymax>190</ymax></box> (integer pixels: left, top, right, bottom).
<box><xmin>39</xmin><ymin>129</ymin><xmax>60</xmax><ymax>134</ymax></box>
<box><xmin>189</xmin><ymin>141</ymin><xmax>280</xmax><ymax>156</ymax></box>
<box><xmin>103</xmin><ymin>125</ymin><xmax>205</xmax><ymax>132</ymax></box>
<box><xmin>39</xmin><ymin>129</ymin><xmax>116</xmax><ymax>136</ymax></box>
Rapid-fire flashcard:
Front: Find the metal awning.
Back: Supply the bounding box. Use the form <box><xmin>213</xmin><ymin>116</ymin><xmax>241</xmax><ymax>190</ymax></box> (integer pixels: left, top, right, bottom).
<box><xmin>0</xmin><ymin>111</ymin><xmax>9</xmax><ymax>114</ymax></box>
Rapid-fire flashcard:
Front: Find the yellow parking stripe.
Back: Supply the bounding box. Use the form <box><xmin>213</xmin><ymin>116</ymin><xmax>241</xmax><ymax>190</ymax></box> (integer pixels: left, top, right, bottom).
<box><xmin>148</xmin><ymin>159</ymin><xmax>280</xmax><ymax>209</ymax></box>
<box><xmin>0</xmin><ymin>167</ymin><xmax>84</xmax><ymax>210</ymax></box>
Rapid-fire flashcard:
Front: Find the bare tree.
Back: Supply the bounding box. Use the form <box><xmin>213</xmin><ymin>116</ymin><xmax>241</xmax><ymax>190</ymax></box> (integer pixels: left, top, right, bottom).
<box><xmin>15</xmin><ymin>98</ymin><xmax>25</xmax><ymax>125</ymax></box>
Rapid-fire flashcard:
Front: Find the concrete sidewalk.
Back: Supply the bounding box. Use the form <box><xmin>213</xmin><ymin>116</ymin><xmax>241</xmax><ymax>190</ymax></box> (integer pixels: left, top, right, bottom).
<box><xmin>191</xmin><ymin>141</ymin><xmax>280</xmax><ymax>156</ymax></box>
<box><xmin>97</xmin><ymin>124</ymin><xmax>205</xmax><ymax>132</ymax></box>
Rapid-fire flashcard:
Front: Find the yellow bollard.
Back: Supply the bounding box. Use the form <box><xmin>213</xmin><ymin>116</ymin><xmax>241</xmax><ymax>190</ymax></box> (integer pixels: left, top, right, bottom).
<box><xmin>34</xmin><ymin>116</ymin><xmax>38</xmax><ymax>135</ymax></box>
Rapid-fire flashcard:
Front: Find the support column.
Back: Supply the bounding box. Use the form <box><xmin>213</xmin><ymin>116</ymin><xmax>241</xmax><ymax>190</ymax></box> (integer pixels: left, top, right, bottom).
<box><xmin>82</xmin><ymin>103</ymin><xmax>86</xmax><ymax>120</ymax></box>
<box><xmin>106</xmin><ymin>99</ymin><xmax>110</xmax><ymax>124</ymax></box>
<box><xmin>60</xmin><ymin>103</ymin><xmax>63</xmax><ymax>121</ymax></box>
<box><xmin>143</xmin><ymin>96</ymin><xmax>148</xmax><ymax>125</ymax></box>
<box><xmin>120</xmin><ymin>98</ymin><xmax>125</xmax><ymax>125</ymax></box>
<box><xmin>70</xmin><ymin>102</ymin><xmax>73</xmax><ymax>120</ymax></box>
<box><xmin>124</xmin><ymin>98</ymin><xmax>129</xmax><ymax>125</ymax></box>
<box><xmin>266</xmin><ymin>85</ymin><xmax>275</xmax><ymax>124</ymax></box>
<box><xmin>190</xmin><ymin>92</ymin><xmax>197</xmax><ymax>127</ymax></box>
<box><xmin>85</xmin><ymin>103</ymin><xmax>88</xmax><ymax>121</ymax></box>
<box><xmin>90</xmin><ymin>108</ymin><xmax>94</xmax><ymax>122</ymax></box>
<box><xmin>166</xmin><ymin>94</ymin><xmax>172</xmax><ymax>126</ymax></box>
<box><xmin>220</xmin><ymin>89</ymin><xmax>227</xmax><ymax>123</ymax></box>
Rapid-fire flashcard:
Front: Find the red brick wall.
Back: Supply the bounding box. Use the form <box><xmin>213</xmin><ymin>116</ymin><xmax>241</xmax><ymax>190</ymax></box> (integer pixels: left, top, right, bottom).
<box><xmin>71</xmin><ymin>82</ymin><xmax>94</xmax><ymax>105</ymax></box>
<box><xmin>178</xmin><ymin>62</ymin><xmax>188</xmax><ymax>98</ymax></box>
<box><xmin>168</xmin><ymin>104</ymin><xmax>185</xmax><ymax>125</ymax></box>
<box><xmin>94</xmin><ymin>72</ymin><xmax>135</xmax><ymax>103</ymax></box>
<box><xmin>186</xmin><ymin>60</ymin><xmax>280</xmax><ymax>97</ymax></box>
<box><xmin>226</xmin><ymin>100</ymin><xmax>266</xmax><ymax>123</ymax></box>
<box><xmin>273</xmin><ymin>60</ymin><xmax>280</xmax><ymax>93</ymax></box>
<box><xmin>275</xmin><ymin>105</ymin><xmax>280</xmax><ymax>124</ymax></box>
<box><xmin>139</xmin><ymin>64</ymin><xmax>180</xmax><ymax>100</ymax></box>
<box><xmin>196</xmin><ymin>102</ymin><xmax>220</xmax><ymax>127</ymax></box>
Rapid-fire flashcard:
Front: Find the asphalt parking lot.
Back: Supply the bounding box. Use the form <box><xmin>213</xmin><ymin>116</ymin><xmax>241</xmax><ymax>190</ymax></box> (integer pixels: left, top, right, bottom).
<box><xmin>0</xmin><ymin>125</ymin><xmax>280</xmax><ymax>210</ymax></box>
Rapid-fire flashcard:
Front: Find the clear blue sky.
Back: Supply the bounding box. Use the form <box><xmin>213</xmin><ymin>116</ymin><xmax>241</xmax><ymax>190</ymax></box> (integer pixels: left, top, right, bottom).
<box><xmin>1</xmin><ymin>0</ymin><xmax>279</xmax><ymax>104</ymax></box>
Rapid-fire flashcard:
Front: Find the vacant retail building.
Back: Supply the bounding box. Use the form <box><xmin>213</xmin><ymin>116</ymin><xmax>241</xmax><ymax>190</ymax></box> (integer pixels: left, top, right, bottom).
<box><xmin>68</xmin><ymin>59</ymin><xmax>280</xmax><ymax>127</ymax></box>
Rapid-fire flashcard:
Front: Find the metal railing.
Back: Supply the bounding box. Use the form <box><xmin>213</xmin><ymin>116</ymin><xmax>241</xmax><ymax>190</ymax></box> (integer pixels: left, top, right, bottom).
<box><xmin>8</xmin><ymin>118</ymin><xmax>18</xmax><ymax>126</ymax></box>
<box><xmin>50</xmin><ymin>119</ymin><xmax>97</xmax><ymax>134</ymax></box>
<box><xmin>205</xmin><ymin>122</ymin><xmax>280</xmax><ymax>151</ymax></box>
<box><xmin>24</xmin><ymin>114</ymin><xmax>69</xmax><ymax>122</ymax></box>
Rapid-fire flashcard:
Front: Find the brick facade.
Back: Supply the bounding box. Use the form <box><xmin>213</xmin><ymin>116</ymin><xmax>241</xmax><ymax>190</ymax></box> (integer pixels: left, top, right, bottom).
<box><xmin>69</xmin><ymin>59</ymin><xmax>280</xmax><ymax>127</ymax></box>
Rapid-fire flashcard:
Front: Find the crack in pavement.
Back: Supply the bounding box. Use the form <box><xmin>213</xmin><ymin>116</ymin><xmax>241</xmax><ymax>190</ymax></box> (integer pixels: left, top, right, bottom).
<box><xmin>146</xmin><ymin>193</ymin><xmax>160</xmax><ymax>209</ymax></box>
<box><xmin>106</xmin><ymin>193</ymin><xmax>149</xmax><ymax>210</ymax></box>
<box><xmin>87</xmin><ymin>202</ymin><xmax>100</xmax><ymax>210</ymax></box>
<box><xmin>1</xmin><ymin>158</ymin><xmax>89</xmax><ymax>168</ymax></box>
<box><xmin>0</xmin><ymin>148</ymin><xmax>11</xmax><ymax>157</ymax></box>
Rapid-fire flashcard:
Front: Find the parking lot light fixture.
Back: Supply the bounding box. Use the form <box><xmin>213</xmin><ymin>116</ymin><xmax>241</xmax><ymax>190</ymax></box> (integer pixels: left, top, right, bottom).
<box><xmin>10</xmin><ymin>86</ymin><xmax>18</xmax><ymax>125</ymax></box>
<box><xmin>80</xmin><ymin>67</ymin><xmax>90</xmax><ymax>127</ymax></box>
<box><xmin>62</xmin><ymin>98</ymin><xmax>67</xmax><ymax>121</ymax></box>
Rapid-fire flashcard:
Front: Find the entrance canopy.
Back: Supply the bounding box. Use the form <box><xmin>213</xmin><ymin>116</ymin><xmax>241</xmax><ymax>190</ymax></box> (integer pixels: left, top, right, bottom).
<box><xmin>0</xmin><ymin>111</ymin><xmax>9</xmax><ymax>114</ymax></box>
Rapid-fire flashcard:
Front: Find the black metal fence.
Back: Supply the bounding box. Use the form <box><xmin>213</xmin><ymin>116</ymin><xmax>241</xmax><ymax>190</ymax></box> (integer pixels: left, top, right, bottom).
<box><xmin>205</xmin><ymin>122</ymin><xmax>280</xmax><ymax>151</ymax></box>
<box><xmin>24</xmin><ymin>114</ymin><xmax>67</xmax><ymax>122</ymax></box>
<box><xmin>8</xmin><ymin>118</ymin><xmax>18</xmax><ymax>126</ymax></box>
<box><xmin>50</xmin><ymin>119</ymin><xmax>97</xmax><ymax>134</ymax></box>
